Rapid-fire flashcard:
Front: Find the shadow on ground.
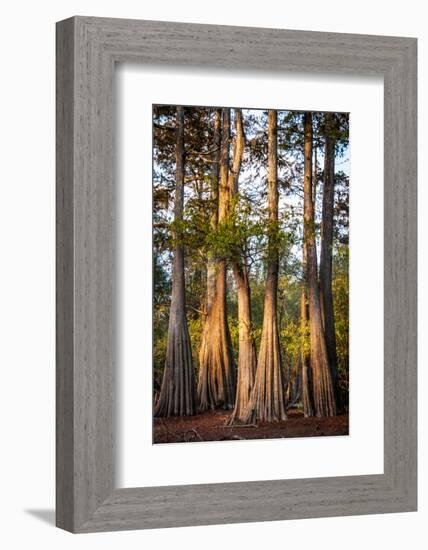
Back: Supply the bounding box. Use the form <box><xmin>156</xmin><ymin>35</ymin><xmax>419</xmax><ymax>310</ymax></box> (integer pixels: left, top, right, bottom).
<box><xmin>25</xmin><ymin>509</ymin><xmax>55</xmax><ymax>526</ymax></box>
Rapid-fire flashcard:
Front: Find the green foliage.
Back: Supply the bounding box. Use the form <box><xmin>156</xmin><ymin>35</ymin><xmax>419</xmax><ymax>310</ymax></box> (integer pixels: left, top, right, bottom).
<box><xmin>333</xmin><ymin>244</ymin><xmax>350</xmax><ymax>405</ymax></box>
<box><xmin>206</xmin><ymin>195</ymin><xmax>263</xmax><ymax>261</ymax></box>
<box><xmin>227</xmin><ymin>316</ymin><xmax>240</xmax><ymax>363</ymax></box>
<box><xmin>278</xmin><ymin>275</ymin><xmax>308</xmax><ymax>370</ymax></box>
<box><xmin>280</xmin><ymin>320</ymin><xmax>301</xmax><ymax>368</ymax></box>
<box><xmin>187</xmin><ymin>316</ymin><xmax>204</xmax><ymax>375</ymax></box>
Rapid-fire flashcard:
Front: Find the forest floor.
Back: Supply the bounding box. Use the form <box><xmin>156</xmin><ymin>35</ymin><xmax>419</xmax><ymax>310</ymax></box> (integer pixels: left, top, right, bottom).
<box><xmin>153</xmin><ymin>408</ymin><xmax>349</xmax><ymax>444</ymax></box>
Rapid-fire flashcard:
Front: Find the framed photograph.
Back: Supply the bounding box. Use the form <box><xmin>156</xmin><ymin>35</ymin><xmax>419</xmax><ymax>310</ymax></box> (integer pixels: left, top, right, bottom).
<box><xmin>56</xmin><ymin>16</ymin><xmax>417</xmax><ymax>532</ymax></box>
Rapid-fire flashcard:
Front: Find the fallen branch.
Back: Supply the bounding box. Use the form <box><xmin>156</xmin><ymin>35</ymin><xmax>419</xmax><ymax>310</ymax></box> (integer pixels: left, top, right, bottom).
<box><xmin>183</xmin><ymin>428</ymin><xmax>203</xmax><ymax>442</ymax></box>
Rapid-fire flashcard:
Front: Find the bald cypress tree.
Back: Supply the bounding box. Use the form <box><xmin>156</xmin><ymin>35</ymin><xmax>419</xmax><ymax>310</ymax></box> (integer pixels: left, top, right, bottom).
<box><xmin>154</xmin><ymin>106</ymin><xmax>197</xmax><ymax>417</ymax></box>
<box><xmin>303</xmin><ymin>112</ymin><xmax>336</xmax><ymax>417</ymax></box>
<box><xmin>228</xmin><ymin>109</ymin><xmax>257</xmax><ymax>424</ymax></box>
<box><xmin>320</xmin><ymin>112</ymin><xmax>341</xmax><ymax>409</ymax></box>
<box><xmin>242</xmin><ymin>110</ymin><xmax>287</xmax><ymax>423</ymax></box>
<box><xmin>197</xmin><ymin>108</ymin><xmax>236</xmax><ymax>411</ymax></box>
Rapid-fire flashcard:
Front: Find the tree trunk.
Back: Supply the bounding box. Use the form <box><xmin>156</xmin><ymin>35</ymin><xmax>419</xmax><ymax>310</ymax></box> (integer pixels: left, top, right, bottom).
<box><xmin>242</xmin><ymin>110</ymin><xmax>287</xmax><ymax>423</ymax></box>
<box><xmin>303</xmin><ymin>112</ymin><xmax>337</xmax><ymax>417</ymax></box>
<box><xmin>319</xmin><ymin>112</ymin><xmax>341</xmax><ymax>409</ymax></box>
<box><xmin>313</xmin><ymin>142</ymin><xmax>318</xmax><ymax>207</ymax></box>
<box><xmin>300</xmin><ymin>286</ymin><xmax>314</xmax><ymax>416</ymax></box>
<box><xmin>290</xmin><ymin>359</ymin><xmax>302</xmax><ymax>404</ymax></box>
<box><xmin>227</xmin><ymin>109</ymin><xmax>257</xmax><ymax>424</ymax></box>
<box><xmin>154</xmin><ymin>106</ymin><xmax>197</xmax><ymax>417</ymax></box>
<box><xmin>197</xmin><ymin>108</ymin><xmax>236</xmax><ymax>411</ymax></box>
<box><xmin>206</xmin><ymin>109</ymin><xmax>221</xmax><ymax>311</ymax></box>
<box><xmin>229</xmin><ymin>265</ymin><xmax>257</xmax><ymax>423</ymax></box>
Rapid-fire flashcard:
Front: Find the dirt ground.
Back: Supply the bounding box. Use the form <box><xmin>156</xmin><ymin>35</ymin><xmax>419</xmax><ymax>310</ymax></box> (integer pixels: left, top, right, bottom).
<box><xmin>153</xmin><ymin>408</ymin><xmax>349</xmax><ymax>444</ymax></box>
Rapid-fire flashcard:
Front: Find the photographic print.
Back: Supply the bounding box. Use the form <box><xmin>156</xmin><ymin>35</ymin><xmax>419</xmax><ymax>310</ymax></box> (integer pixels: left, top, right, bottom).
<box><xmin>153</xmin><ymin>105</ymin><xmax>349</xmax><ymax>444</ymax></box>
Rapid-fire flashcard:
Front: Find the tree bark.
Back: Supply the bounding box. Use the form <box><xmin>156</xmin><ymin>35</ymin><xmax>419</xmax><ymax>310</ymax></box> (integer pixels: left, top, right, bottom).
<box><xmin>197</xmin><ymin>108</ymin><xmax>236</xmax><ymax>411</ymax></box>
<box><xmin>206</xmin><ymin>109</ymin><xmax>221</xmax><ymax>311</ymax></box>
<box><xmin>300</xmin><ymin>285</ymin><xmax>314</xmax><ymax>416</ymax></box>
<box><xmin>319</xmin><ymin>112</ymin><xmax>341</xmax><ymax>408</ymax></box>
<box><xmin>313</xmin><ymin>142</ymin><xmax>318</xmax><ymax>207</ymax></box>
<box><xmin>303</xmin><ymin>112</ymin><xmax>337</xmax><ymax>417</ymax></box>
<box><xmin>228</xmin><ymin>110</ymin><xmax>257</xmax><ymax>424</ymax></box>
<box><xmin>242</xmin><ymin>110</ymin><xmax>287</xmax><ymax>423</ymax></box>
<box><xmin>154</xmin><ymin>106</ymin><xmax>197</xmax><ymax>417</ymax></box>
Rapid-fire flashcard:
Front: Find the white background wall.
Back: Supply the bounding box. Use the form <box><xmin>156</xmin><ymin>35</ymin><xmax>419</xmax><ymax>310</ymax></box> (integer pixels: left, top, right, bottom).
<box><xmin>0</xmin><ymin>1</ymin><xmax>425</xmax><ymax>548</ymax></box>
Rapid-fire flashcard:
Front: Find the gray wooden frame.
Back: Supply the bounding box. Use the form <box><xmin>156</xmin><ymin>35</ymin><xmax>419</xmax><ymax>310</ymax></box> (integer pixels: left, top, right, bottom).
<box><xmin>56</xmin><ymin>16</ymin><xmax>417</xmax><ymax>533</ymax></box>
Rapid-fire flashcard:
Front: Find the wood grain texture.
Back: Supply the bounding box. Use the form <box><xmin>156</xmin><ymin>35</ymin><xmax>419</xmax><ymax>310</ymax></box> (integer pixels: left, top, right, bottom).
<box><xmin>56</xmin><ymin>16</ymin><xmax>417</xmax><ymax>533</ymax></box>
<box><xmin>56</xmin><ymin>17</ymin><xmax>75</xmax><ymax>531</ymax></box>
